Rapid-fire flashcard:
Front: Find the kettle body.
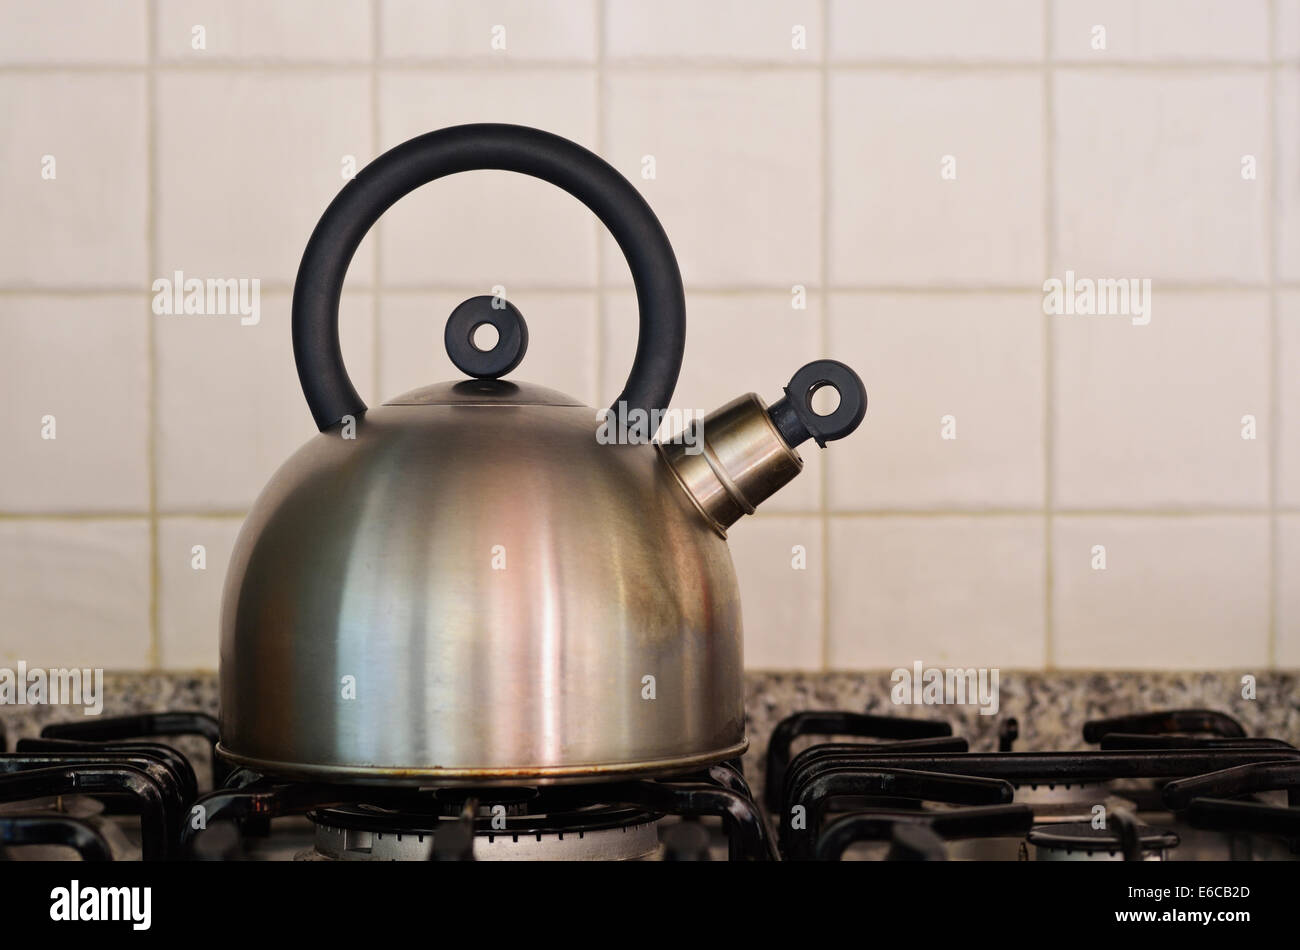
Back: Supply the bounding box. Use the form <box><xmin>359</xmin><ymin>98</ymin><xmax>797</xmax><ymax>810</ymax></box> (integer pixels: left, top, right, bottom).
<box><xmin>220</xmin><ymin>383</ymin><xmax>748</xmax><ymax>781</ymax></box>
<box><xmin>218</xmin><ymin>125</ymin><xmax>865</xmax><ymax>783</ymax></box>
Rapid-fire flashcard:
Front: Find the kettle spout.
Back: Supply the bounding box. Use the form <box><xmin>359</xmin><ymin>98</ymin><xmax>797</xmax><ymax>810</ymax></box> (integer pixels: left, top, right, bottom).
<box><xmin>658</xmin><ymin>360</ymin><xmax>867</xmax><ymax>535</ymax></box>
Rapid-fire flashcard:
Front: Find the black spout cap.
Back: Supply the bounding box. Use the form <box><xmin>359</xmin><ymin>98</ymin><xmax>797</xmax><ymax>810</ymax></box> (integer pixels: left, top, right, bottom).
<box><xmin>768</xmin><ymin>359</ymin><xmax>867</xmax><ymax>449</ymax></box>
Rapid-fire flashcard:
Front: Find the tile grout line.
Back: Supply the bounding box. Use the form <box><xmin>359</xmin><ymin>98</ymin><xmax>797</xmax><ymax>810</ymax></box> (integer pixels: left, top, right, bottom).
<box><xmin>7</xmin><ymin>282</ymin><xmax>1288</xmax><ymax>297</ymax></box>
<box><xmin>3</xmin><ymin>60</ymin><xmax>1292</xmax><ymax>74</ymax></box>
<box><xmin>819</xmin><ymin>0</ymin><xmax>832</xmax><ymax>673</ymax></box>
<box><xmin>1267</xmin><ymin>0</ymin><xmax>1280</xmax><ymax>668</ymax></box>
<box><xmin>3</xmin><ymin>282</ymin><xmax>1293</xmax><ymax>296</ymax></box>
<box><xmin>145</xmin><ymin>0</ymin><xmax>160</xmax><ymax>671</ymax></box>
<box><xmin>594</xmin><ymin>0</ymin><xmax>606</xmax><ymax>407</ymax></box>
<box><xmin>1042</xmin><ymin>0</ymin><xmax>1055</xmax><ymax>671</ymax></box>
<box><xmin>371</xmin><ymin>0</ymin><xmax>382</xmax><ymax>401</ymax></box>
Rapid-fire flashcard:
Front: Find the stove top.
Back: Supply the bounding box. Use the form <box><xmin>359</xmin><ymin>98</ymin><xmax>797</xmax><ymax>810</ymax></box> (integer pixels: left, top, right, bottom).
<box><xmin>1</xmin><ymin>707</ymin><xmax>1296</xmax><ymax>862</ymax></box>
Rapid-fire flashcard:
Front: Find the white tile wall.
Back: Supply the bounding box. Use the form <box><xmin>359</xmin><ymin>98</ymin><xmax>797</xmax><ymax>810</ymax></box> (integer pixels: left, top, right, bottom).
<box><xmin>826</xmin><ymin>293</ymin><xmax>1045</xmax><ymax>510</ymax></box>
<box><xmin>608</xmin><ymin>0</ymin><xmax>822</xmax><ymax>63</ymax></box>
<box><xmin>1279</xmin><ymin>69</ymin><xmax>1300</xmax><ymax>282</ymax></box>
<box><xmin>377</xmin><ymin>70</ymin><xmax>597</xmax><ymax>288</ymax></box>
<box><xmin>383</xmin><ymin>0</ymin><xmax>598</xmax><ymax>62</ymax></box>
<box><xmin>1052</xmin><ymin>516</ymin><xmax>1270</xmax><ymax>668</ymax></box>
<box><xmin>158</xmin><ymin>0</ymin><xmax>372</xmax><ymax>62</ymax></box>
<box><xmin>1051</xmin><ymin>0</ymin><xmax>1271</xmax><ymax>62</ymax></box>
<box><xmin>728</xmin><ymin>516</ymin><xmax>824</xmax><ymax>669</ymax></box>
<box><xmin>0</xmin><ymin>74</ymin><xmax>148</xmax><ymax>287</ymax></box>
<box><xmin>829</xmin><ymin>72</ymin><xmax>1045</xmax><ymax>286</ymax></box>
<box><xmin>0</xmin><ymin>1</ymin><xmax>148</xmax><ymax>65</ymax></box>
<box><xmin>1281</xmin><ymin>293</ymin><xmax>1300</xmax><ymax>508</ymax></box>
<box><xmin>1281</xmin><ymin>2</ymin><xmax>1300</xmax><ymax>60</ymax></box>
<box><xmin>157</xmin><ymin>517</ymin><xmax>242</xmax><ymax>670</ymax></box>
<box><xmin>828</xmin><ymin>517</ymin><xmax>1047</xmax><ymax>669</ymax></box>
<box><xmin>0</xmin><ymin>1</ymin><xmax>1293</xmax><ymax>673</ymax></box>
<box><xmin>1053</xmin><ymin>291</ymin><xmax>1271</xmax><ymax>509</ymax></box>
<box><xmin>0</xmin><ymin>520</ymin><xmax>151</xmax><ymax>670</ymax></box>
<box><xmin>1054</xmin><ymin>70</ymin><xmax>1269</xmax><ymax>283</ymax></box>
<box><xmin>0</xmin><ymin>296</ymin><xmax>150</xmax><ymax>513</ymax></box>
<box><xmin>1280</xmin><ymin>515</ymin><xmax>1300</xmax><ymax>666</ymax></box>
<box><xmin>831</xmin><ymin>0</ymin><xmax>1044</xmax><ymax>62</ymax></box>
<box><xmin>603</xmin><ymin>70</ymin><xmax>821</xmax><ymax>287</ymax></box>
<box><xmin>156</xmin><ymin>71</ymin><xmax>373</xmax><ymax>286</ymax></box>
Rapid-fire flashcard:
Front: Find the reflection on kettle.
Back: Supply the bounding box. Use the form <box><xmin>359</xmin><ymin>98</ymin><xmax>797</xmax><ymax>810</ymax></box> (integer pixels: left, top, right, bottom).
<box><xmin>218</xmin><ymin>124</ymin><xmax>867</xmax><ymax>784</ymax></box>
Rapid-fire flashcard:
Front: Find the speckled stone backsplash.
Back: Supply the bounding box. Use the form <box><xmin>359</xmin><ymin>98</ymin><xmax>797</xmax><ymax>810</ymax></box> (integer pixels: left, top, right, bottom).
<box><xmin>1</xmin><ymin>671</ymin><xmax>1295</xmax><ymax>802</ymax></box>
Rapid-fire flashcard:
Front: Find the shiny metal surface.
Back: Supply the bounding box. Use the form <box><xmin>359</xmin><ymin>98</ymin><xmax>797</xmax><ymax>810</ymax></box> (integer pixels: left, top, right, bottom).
<box><xmin>660</xmin><ymin>394</ymin><xmax>803</xmax><ymax>535</ymax></box>
<box><xmin>1031</xmin><ymin>844</ymin><xmax>1169</xmax><ymax>862</ymax></box>
<box><xmin>219</xmin><ymin>389</ymin><xmax>751</xmax><ymax>781</ymax></box>
<box><xmin>312</xmin><ymin>814</ymin><xmax>661</xmax><ymax>861</ymax></box>
<box><xmin>947</xmin><ymin>788</ymin><xmax>1135</xmax><ymax>860</ymax></box>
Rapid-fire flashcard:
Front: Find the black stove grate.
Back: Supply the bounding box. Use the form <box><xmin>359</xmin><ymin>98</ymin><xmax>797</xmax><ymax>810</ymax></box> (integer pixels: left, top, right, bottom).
<box><xmin>1</xmin><ymin>707</ymin><xmax>1297</xmax><ymax>862</ymax></box>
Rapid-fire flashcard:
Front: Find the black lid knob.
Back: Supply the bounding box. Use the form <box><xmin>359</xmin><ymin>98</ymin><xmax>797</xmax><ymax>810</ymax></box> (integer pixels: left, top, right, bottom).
<box><xmin>444</xmin><ymin>295</ymin><xmax>529</xmax><ymax>380</ymax></box>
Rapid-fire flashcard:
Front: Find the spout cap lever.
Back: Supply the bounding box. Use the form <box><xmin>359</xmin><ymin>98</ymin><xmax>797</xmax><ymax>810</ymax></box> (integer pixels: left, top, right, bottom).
<box><xmin>768</xmin><ymin>359</ymin><xmax>867</xmax><ymax>449</ymax></box>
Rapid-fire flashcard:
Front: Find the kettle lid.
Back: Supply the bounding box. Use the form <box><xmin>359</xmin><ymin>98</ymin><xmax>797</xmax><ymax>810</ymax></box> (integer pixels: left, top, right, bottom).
<box><xmin>385</xmin><ymin>379</ymin><xmax>584</xmax><ymax>408</ymax></box>
<box><xmin>382</xmin><ymin>293</ymin><xmax>584</xmax><ymax>407</ymax></box>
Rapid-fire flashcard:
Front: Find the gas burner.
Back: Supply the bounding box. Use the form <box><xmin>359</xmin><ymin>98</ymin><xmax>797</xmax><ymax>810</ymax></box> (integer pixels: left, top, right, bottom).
<box><xmin>1026</xmin><ymin>819</ymin><xmax>1180</xmax><ymax>862</ymax></box>
<box><xmin>310</xmin><ymin>800</ymin><xmax>661</xmax><ymax>861</ymax></box>
<box><xmin>1005</xmin><ymin>782</ymin><xmax>1146</xmax><ymax>834</ymax></box>
<box><xmin>1008</xmin><ymin>780</ymin><xmax>1112</xmax><ymax>810</ymax></box>
<box><xmin>174</xmin><ymin>759</ymin><xmax>775</xmax><ymax>861</ymax></box>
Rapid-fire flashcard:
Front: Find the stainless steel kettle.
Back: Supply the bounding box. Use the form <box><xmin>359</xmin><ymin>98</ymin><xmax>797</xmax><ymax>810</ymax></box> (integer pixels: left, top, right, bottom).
<box><xmin>218</xmin><ymin>124</ymin><xmax>867</xmax><ymax>784</ymax></box>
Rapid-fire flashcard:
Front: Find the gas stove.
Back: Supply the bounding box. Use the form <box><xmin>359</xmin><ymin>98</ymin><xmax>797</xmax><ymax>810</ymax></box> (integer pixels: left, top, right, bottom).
<box><xmin>764</xmin><ymin>707</ymin><xmax>1299</xmax><ymax>861</ymax></box>
<box><xmin>1</xmin><ymin>707</ymin><xmax>1296</xmax><ymax>862</ymax></box>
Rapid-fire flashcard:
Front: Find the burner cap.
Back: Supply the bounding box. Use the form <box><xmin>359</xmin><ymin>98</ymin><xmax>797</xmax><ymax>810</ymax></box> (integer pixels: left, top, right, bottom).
<box><xmin>310</xmin><ymin>796</ymin><xmax>663</xmax><ymax>861</ymax></box>
<box><xmin>1027</xmin><ymin>820</ymin><xmax>1179</xmax><ymax>855</ymax></box>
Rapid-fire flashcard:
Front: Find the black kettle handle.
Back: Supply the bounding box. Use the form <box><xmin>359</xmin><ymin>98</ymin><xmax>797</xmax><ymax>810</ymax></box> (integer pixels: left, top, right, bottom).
<box><xmin>292</xmin><ymin>123</ymin><xmax>686</xmax><ymax>430</ymax></box>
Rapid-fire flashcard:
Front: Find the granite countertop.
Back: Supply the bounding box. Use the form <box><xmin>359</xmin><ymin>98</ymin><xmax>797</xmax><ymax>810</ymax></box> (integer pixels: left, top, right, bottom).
<box><xmin>2</xmin><ymin>670</ymin><xmax>1295</xmax><ymax>804</ymax></box>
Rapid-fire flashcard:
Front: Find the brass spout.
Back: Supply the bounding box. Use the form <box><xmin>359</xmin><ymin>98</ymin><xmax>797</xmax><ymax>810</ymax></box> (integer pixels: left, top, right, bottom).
<box><xmin>659</xmin><ymin>359</ymin><xmax>867</xmax><ymax>535</ymax></box>
<box><xmin>659</xmin><ymin>393</ymin><xmax>804</xmax><ymax>536</ymax></box>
